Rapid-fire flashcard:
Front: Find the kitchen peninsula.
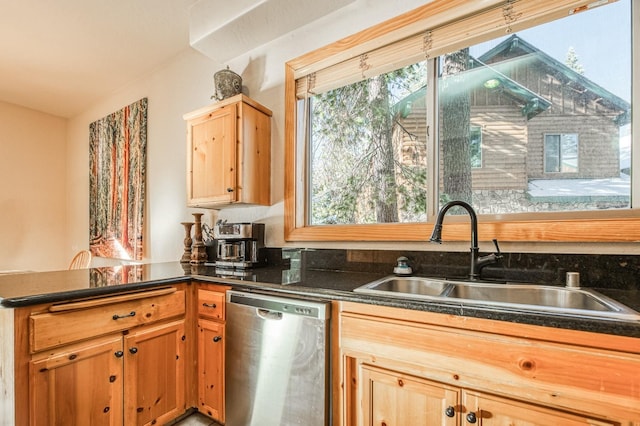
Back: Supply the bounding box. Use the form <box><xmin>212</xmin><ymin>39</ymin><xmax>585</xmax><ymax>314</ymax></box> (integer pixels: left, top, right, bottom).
<box><xmin>1</xmin><ymin>253</ymin><xmax>639</xmax><ymax>425</ymax></box>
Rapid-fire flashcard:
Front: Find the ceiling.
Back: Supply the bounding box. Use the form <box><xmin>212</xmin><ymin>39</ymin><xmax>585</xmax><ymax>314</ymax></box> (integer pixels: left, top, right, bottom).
<box><xmin>189</xmin><ymin>0</ymin><xmax>355</xmax><ymax>64</ymax></box>
<box><xmin>0</xmin><ymin>0</ymin><xmax>198</xmax><ymax>118</ymax></box>
<box><xmin>0</xmin><ymin>0</ymin><xmax>354</xmax><ymax>118</ymax></box>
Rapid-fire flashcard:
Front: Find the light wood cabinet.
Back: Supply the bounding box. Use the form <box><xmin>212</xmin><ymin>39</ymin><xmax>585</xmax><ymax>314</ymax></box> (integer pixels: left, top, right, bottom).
<box><xmin>29</xmin><ymin>287</ymin><xmax>185</xmax><ymax>353</ymax></box>
<box><xmin>184</xmin><ymin>94</ymin><xmax>272</xmax><ymax>208</ymax></box>
<box><xmin>338</xmin><ymin>301</ymin><xmax>640</xmax><ymax>426</ymax></box>
<box><xmin>124</xmin><ymin>320</ymin><xmax>186</xmax><ymax>426</ymax></box>
<box><xmin>357</xmin><ymin>363</ymin><xmax>618</xmax><ymax>426</ymax></box>
<box><xmin>29</xmin><ymin>335</ymin><xmax>124</xmax><ymax>426</ymax></box>
<box><xmin>198</xmin><ymin>319</ymin><xmax>225</xmax><ymax>420</ymax></box>
<box><xmin>196</xmin><ymin>286</ymin><xmax>229</xmax><ymax>422</ymax></box>
<box><xmin>19</xmin><ymin>286</ymin><xmax>188</xmax><ymax>426</ymax></box>
<box><xmin>360</xmin><ymin>364</ymin><xmax>458</xmax><ymax>426</ymax></box>
<box><xmin>462</xmin><ymin>390</ymin><xmax>617</xmax><ymax>425</ymax></box>
<box><xmin>197</xmin><ymin>288</ymin><xmax>225</xmax><ymax>321</ymax></box>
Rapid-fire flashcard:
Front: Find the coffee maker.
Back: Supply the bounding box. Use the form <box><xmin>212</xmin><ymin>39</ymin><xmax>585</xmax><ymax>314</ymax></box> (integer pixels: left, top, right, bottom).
<box><xmin>211</xmin><ymin>222</ymin><xmax>265</xmax><ymax>270</ymax></box>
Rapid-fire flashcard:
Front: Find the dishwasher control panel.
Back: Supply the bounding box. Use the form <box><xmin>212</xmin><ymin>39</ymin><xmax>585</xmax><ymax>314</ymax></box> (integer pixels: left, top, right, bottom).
<box><xmin>227</xmin><ymin>291</ymin><xmax>330</xmax><ymax>320</ymax></box>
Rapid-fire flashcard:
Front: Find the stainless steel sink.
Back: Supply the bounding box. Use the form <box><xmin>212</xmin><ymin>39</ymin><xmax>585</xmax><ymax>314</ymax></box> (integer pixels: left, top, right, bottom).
<box><xmin>355</xmin><ymin>276</ymin><xmax>451</xmax><ymax>297</ymax></box>
<box><xmin>354</xmin><ymin>276</ymin><xmax>640</xmax><ymax>320</ymax></box>
<box><xmin>444</xmin><ymin>283</ymin><xmax>623</xmax><ymax>312</ymax></box>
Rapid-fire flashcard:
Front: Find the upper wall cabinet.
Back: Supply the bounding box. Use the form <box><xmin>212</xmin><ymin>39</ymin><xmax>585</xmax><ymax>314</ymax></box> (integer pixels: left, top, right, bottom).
<box><xmin>184</xmin><ymin>94</ymin><xmax>272</xmax><ymax>208</ymax></box>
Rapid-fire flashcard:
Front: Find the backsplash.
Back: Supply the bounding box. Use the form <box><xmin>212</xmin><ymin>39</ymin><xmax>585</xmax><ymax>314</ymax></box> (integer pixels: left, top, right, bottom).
<box><xmin>265</xmin><ymin>248</ymin><xmax>640</xmax><ymax>291</ymax></box>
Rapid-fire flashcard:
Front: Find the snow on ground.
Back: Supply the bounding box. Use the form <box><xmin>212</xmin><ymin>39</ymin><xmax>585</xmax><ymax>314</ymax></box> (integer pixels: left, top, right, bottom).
<box><xmin>528</xmin><ymin>174</ymin><xmax>630</xmax><ymax>197</ymax></box>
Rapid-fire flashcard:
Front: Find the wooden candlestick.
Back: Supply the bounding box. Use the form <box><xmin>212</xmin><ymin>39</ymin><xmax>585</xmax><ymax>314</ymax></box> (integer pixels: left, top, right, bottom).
<box><xmin>190</xmin><ymin>213</ymin><xmax>208</xmax><ymax>264</ymax></box>
<box><xmin>180</xmin><ymin>222</ymin><xmax>194</xmax><ymax>263</ymax></box>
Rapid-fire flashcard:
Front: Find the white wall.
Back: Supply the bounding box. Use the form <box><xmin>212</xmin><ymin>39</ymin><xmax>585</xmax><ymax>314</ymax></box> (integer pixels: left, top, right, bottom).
<box><xmin>66</xmin><ymin>49</ymin><xmax>215</xmax><ymax>266</ymax></box>
<box><xmin>0</xmin><ymin>101</ymin><xmax>68</xmax><ymax>271</ymax></box>
<box><xmin>62</xmin><ymin>0</ymin><xmax>640</xmax><ymax>265</ymax></box>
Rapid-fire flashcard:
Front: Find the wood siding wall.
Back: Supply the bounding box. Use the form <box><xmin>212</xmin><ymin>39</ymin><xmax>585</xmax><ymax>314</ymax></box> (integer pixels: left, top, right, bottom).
<box><xmin>483</xmin><ymin>57</ymin><xmax>623</xmax><ymax>179</ymax></box>
<box><xmin>527</xmin><ymin>113</ymin><xmax>620</xmax><ymax>179</ymax></box>
<box><xmin>398</xmin><ymin>103</ymin><xmax>528</xmax><ymax>192</ymax></box>
<box><xmin>468</xmin><ymin>106</ymin><xmax>527</xmax><ymax>190</ymax></box>
<box><xmin>396</xmin><ymin>56</ymin><xmax>624</xmax><ymax>193</ymax></box>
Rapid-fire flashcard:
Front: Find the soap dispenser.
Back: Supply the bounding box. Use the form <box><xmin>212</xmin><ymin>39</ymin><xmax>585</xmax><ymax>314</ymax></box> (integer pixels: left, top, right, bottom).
<box><xmin>393</xmin><ymin>256</ymin><xmax>413</xmax><ymax>276</ymax></box>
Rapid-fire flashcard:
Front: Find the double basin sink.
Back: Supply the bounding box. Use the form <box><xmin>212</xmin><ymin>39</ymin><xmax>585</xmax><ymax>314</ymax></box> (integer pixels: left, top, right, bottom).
<box><xmin>354</xmin><ymin>276</ymin><xmax>640</xmax><ymax>321</ymax></box>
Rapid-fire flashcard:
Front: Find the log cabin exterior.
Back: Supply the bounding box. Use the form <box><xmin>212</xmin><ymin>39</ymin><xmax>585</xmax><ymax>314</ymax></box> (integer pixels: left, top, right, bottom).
<box><xmin>394</xmin><ymin>35</ymin><xmax>630</xmax><ymax>214</ymax></box>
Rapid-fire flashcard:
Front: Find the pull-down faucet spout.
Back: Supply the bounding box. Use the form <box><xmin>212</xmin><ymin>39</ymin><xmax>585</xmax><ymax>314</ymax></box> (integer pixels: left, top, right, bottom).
<box><xmin>430</xmin><ymin>200</ymin><xmax>501</xmax><ymax>281</ymax></box>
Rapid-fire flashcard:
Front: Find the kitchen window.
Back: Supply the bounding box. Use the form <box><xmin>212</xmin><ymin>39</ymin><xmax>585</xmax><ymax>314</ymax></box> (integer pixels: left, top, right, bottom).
<box><xmin>285</xmin><ymin>0</ymin><xmax>639</xmax><ymax>242</ymax></box>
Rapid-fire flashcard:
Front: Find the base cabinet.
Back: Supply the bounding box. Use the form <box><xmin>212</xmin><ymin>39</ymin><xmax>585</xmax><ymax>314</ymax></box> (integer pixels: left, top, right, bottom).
<box><xmin>198</xmin><ymin>319</ymin><xmax>225</xmax><ymax>420</ymax></box>
<box><xmin>28</xmin><ymin>319</ymin><xmax>186</xmax><ymax>426</ymax></box>
<box><xmin>196</xmin><ymin>286</ymin><xmax>228</xmax><ymax>422</ymax></box>
<box><xmin>360</xmin><ymin>364</ymin><xmax>458</xmax><ymax>426</ymax></box>
<box><xmin>462</xmin><ymin>391</ymin><xmax>616</xmax><ymax>426</ymax></box>
<box><xmin>359</xmin><ymin>363</ymin><xmax>617</xmax><ymax>426</ymax></box>
<box><xmin>339</xmin><ymin>301</ymin><xmax>640</xmax><ymax>426</ymax></box>
<box><xmin>29</xmin><ymin>335</ymin><xmax>124</xmax><ymax>426</ymax></box>
<box><xmin>22</xmin><ymin>286</ymin><xmax>188</xmax><ymax>426</ymax></box>
<box><xmin>124</xmin><ymin>320</ymin><xmax>186</xmax><ymax>426</ymax></box>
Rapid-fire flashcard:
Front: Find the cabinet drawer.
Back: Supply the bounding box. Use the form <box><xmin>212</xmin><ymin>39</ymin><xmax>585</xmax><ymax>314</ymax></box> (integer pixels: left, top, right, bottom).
<box><xmin>30</xmin><ymin>289</ymin><xmax>185</xmax><ymax>353</ymax></box>
<box><xmin>198</xmin><ymin>289</ymin><xmax>225</xmax><ymax>320</ymax></box>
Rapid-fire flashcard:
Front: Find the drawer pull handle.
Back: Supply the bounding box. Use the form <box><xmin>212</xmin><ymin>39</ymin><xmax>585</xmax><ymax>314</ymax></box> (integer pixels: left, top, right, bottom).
<box><xmin>112</xmin><ymin>311</ymin><xmax>136</xmax><ymax>320</ymax></box>
<box><xmin>213</xmin><ymin>336</ymin><xmax>222</xmax><ymax>343</ymax></box>
<box><xmin>445</xmin><ymin>406</ymin><xmax>455</xmax><ymax>417</ymax></box>
<box><xmin>202</xmin><ymin>303</ymin><xmax>217</xmax><ymax>309</ymax></box>
<box><xmin>466</xmin><ymin>412</ymin><xmax>477</xmax><ymax>424</ymax></box>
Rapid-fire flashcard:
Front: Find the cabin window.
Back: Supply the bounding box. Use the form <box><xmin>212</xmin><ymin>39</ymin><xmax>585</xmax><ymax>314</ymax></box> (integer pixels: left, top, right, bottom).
<box><xmin>285</xmin><ymin>0</ymin><xmax>638</xmax><ymax>242</ymax></box>
<box><xmin>544</xmin><ymin>134</ymin><xmax>579</xmax><ymax>173</ymax></box>
<box><xmin>470</xmin><ymin>126</ymin><xmax>483</xmax><ymax>169</ymax></box>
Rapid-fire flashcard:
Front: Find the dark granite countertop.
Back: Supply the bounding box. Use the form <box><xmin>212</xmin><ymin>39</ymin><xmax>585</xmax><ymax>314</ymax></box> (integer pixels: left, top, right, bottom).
<box><xmin>1</xmin><ymin>261</ymin><xmax>639</xmax><ymax>338</ymax></box>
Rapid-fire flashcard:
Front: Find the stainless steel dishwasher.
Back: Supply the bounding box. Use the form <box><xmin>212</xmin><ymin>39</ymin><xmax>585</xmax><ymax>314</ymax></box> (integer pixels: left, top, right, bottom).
<box><xmin>225</xmin><ymin>290</ymin><xmax>331</xmax><ymax>426</ymax></box>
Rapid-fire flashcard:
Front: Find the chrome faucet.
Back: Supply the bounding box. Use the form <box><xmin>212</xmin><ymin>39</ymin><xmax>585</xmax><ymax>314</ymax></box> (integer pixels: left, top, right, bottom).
<box><xmin>429</xmin><ymin>200</ymin><xmax>502</xmax><ymax>281</ymax></box>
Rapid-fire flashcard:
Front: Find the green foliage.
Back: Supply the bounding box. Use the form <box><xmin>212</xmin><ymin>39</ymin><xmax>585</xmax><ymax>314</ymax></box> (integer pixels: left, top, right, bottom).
<box><xmin>309</xmin><ymin>61</ymin><xmax>428</xmax><ymax>225</ymax></box>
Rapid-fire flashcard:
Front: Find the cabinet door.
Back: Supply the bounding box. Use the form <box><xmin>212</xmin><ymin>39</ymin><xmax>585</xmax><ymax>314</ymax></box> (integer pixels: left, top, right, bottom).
<box><xmin>124</xmin><ymin>320</ymin><xmax>186</xmax><ymax>426</ymax></box>
<box><xmin>188</xmin><ymin>104</ymin><xmax>237</xmax><ymax>206</ymax></box>
<box><xmin>197</xmin><ymin>318</ymin><xmax>225</xmax><ymax>422</ymax></box>
<box><xmin>463</xmin><ymin>391</ymin><xmax>617</xmax><ymax>426</ymax></box>
<box><xmin>29</xmin><ymin>335</ymin><xmax>123</xmax><ymax>426</ymax></box>
<box><xmin>360</xmin><ymin>364</ymin><xmax>458</xmax><ymax>426</ymax></box>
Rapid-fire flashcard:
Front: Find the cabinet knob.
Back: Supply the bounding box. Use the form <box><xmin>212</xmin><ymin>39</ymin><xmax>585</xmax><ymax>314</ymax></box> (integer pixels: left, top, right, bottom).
<box><xmin>466</xmin><ymin>412</ymin><xmax>477</xmax><ymax>423</ymax></box>
<box><xmin>213</xmin><ymin>336</ymin><xmax>222</xmax><ymax>342</ymax></box>
<box><xmin>114</xmin><ymin>351</ymin><xmax>124</xmax><ymax>358</ymax></box>
<box><xmin>226</xmin><ymin>187</ymin><xmax>234</xmax><ymax>192</ymax></box>
<box><xmin>445</xmin><ymin>406</ymin><xmax>455</xmax><ymax>417</ymax></box>
<box><xmin>129</xmin><ymin>347</ymin><xmax>138</xmax><ymax>355</ymax></box>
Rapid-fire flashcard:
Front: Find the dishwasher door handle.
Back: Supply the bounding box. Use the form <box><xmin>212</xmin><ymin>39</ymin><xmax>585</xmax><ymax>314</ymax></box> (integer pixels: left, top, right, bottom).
<box><xmin>256</xmin><ymin>308</ymin><xmax>283</xmax><ymax>320</ymax></box>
